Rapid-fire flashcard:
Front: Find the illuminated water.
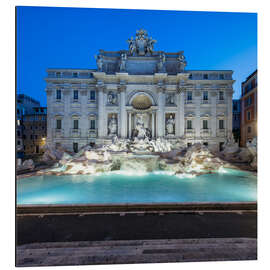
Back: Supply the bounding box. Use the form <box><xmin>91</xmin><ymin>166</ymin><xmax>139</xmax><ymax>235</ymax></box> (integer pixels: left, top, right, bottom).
<box><xmin>17</xmin><ymin>169</ymin><xmax>257</xmax><ymax>205</ymax></box>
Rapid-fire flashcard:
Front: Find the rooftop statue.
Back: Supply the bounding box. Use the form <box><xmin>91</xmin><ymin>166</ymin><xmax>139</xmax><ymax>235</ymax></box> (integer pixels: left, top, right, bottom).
<box><xmin>127</xmin><ymin>29</ymin><xmax>156</xmax><ymax>56</ymax></box>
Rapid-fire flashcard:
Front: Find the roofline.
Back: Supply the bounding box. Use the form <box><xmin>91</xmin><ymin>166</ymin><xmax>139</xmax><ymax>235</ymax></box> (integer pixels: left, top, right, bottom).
<box><xmin>241</xmin><ymin>69</ymin><xmax>257</xmax><ymax>85</ymax></box>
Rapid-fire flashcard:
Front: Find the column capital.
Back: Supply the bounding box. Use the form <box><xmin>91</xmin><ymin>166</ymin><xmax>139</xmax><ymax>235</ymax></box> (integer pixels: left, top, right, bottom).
<box><xmin>96</xmin><ymin>81</ymin><xmax>106</xmax><ymax>91</ymax></box>
<box><xmin>117</xmin><ymin>84</ymin><xmax>127</xmax><ymax>92</ymax></box>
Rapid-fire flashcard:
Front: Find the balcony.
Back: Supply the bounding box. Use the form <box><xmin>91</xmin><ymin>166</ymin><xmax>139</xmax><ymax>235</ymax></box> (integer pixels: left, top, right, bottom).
<box><xmin>200</xmin><ymin>129</ymin><xmax>211</xmax><ymax>137</ymax></box>
<box><xmin>185</xmin><ymin>100</ymin><xmax>194</xmax><ymax>105</ymax></box>
<box><xmin>217</xmin><ymin>129</ymin><xmax>226</xmax><ymax>137</ymax></box>
<box><xmin>54</xmin><ymin>129</ymin><xmax>64</xmax><ymax>138</ymax></box>
<box><xmin>185</xmin><ymin>128</ymin><xmax>195</xmax><ymax>137</ymax></box>
<box><xmin>70</xmin><ymin>128</ymin><xmax>81</xmax><ymax>138</ymax></box>
<box><xmin>201</xmin><ymin>100</ymin><xmax>210</xmax><ymax>105</ymax></box>
<box><xmin>88</xmin><ymin>129</ymin><xmax>97</xmax><ymax>138</ymax></box>
<box><xmin>217</xmin><ymin>100</ymin><xmax>226</xmax><ymax>105</ymax></box>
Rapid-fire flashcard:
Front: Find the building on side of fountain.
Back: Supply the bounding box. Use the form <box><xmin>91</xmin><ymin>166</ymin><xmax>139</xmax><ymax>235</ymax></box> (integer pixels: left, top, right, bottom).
<box><xmin>45</xmin><ymin>29</ymin><xmax>235</xmax><ymax>152</ymax></box>
<box><xmin>240</xmin><ymin>70</ymin><xmax>257</xmax><ymax>147</ymax></box>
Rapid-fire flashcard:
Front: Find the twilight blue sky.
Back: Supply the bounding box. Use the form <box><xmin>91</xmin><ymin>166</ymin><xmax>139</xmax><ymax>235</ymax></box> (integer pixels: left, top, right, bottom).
<box><xmin>17</xmin><ymin>6</ymin><xmax>257</xmax><ymax>106</ymax></box>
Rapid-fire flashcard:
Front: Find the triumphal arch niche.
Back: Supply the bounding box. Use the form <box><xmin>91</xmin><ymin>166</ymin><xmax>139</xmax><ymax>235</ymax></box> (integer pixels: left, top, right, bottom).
<box><xmin>94</xmin><ymin>28</ymin><xmax>190</xmax><ymax>143</ymax></box>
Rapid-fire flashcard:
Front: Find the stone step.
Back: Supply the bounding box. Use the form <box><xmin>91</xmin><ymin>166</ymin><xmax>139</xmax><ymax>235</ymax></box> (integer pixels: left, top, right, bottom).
<box><xmin>16</xmin><ymin>238</ymin><xmax>257</xmax><ymax>266</ymax></box>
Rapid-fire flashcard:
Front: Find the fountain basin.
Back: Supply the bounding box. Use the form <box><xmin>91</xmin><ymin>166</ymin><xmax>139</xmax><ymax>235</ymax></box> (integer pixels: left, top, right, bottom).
<box><xmin>17</xmin><ymin>169</ymin><xmax>257</xmax><ymax>205</ymax></box>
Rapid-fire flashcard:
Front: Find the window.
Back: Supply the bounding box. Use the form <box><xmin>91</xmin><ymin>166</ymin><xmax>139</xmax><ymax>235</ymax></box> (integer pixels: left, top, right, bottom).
<box><xmin>187</xmin><ymin>143</ymin><xmax>192</xmax><ymax>147</ymax></box>
<box><xmin>219</xmin><ymin>91</ymin><xmax>224</xmax><ymax>100</ymax></box>
<box><xmin>203</xmin><ymin>142</ymin><xmax>208</xmax><ymax>147</ymax></box>
<box><xmin>30</xmin><ymin>126</ymin><xmax>33</xmax><ymax>130</ymax></box>
<box><xmin>56</xmin><ymin>119</ymin><xmax>62</xmax><ymax>129</ymax></box>
<box><xmin>251</xmin><ymin>79</ymin><xmax>255</xmax><ymax>89</ymax></box>
<box><xmin>73</xmin><ymin>142</ymin><xmax>78</xmax><ymax>153</ymax></box>
<box><xmin>189</xmin><ymin>74</ymin><xmax>193</xmax><ymax>79</ymax></box>
<box><xmin>56</xmin><ymin>72</ymin><xmax>61</xmax><ymax>78</ymax></box>
<box><xmin>203</xmin><ymin>120</ymin><xmax>208</xmax><ymax>129</ymax></box>
<box><xmin>90</xmin><ymin>90</ymin><xmax>96</xmax><ymax>101</ymax></box>
<box><xmin>41</xmin><ymin>108</ymin><xmax>44</xmax><ymax>113</ymax></box>
<box><xmin>203</xmin><ymin>74</ymin><xmax>208</xmax><ymax>79</ymax></box>
<box><xmin>219</xmin><ymin>119</ymin><xmax>224</xmax><ymax>129</ymax></box>
<box><xmin>30</xmin><ymin>135</ymin><xmax>33</xmax><ymax>139</ymax></box>
<box><xmin>73</xmin><ymin>90</ymin><xmax>78</xmax><ymax>100</ymax></box>
<box><xmin>187</xmin><ymin>91</ymin><xmax>192</xmax><ymax>101</ymax></box>
<box><xmin>187</xmin><ymin>120</ymin><xmax>192</xmax><ymax>129</ymax></box>
<box><xmin>17</xmin><ymin>130</ymin><xmax>20</xmax><ymax>137</ymax></box>
<box><xmin>90</xmin><ymin>119</ymin><xmax>95</xmax><ymax>129</ymax></box>
<box><xmin>219</xmin><ymin>142</ymin><xmax>224</xmax><ymax>151</ymax></box>
<box><xmin>247</xmin><ymin>111</ymin><xmax>251</xmax><ymax>121</ymax></box>
<box><xmin>248</xmin><ymin>126</ymin><xmax>252</xmax><ymax>133</ymax></box>
<box><xmin>17</xmin><ymin>109</ymin><xmax>20</xmax><ymax>115</ymax></box>
<box><xmin>36</xmin><ymin>145</ymin><xmax>39</xmax><ymax>154</ymax></box>
<box><xmin>42</xmin><ymin>126</ymin><xmax>45</xmax><ymax>130</ymax></box>
<box><xmin>233</xmin><ymin>104</ymin><xmax>237</xmax><ymax>111</ymax></box>
<box><xmin>17</xmin><ymin>140</ymin><xmax>20</xmax><ymax>145</ymax></box>
<box><xmin>203</xmin><ymin>91</ymin><xmax>208</xmax><ymax>101</ymax></box>
<box><xmin>73</xmin><ymin>72</ymin><xmax>78</xmax><ymax>78</ymax></box>
<box><xmin>73</xmin><ymin>119</ymin><xmax>79</xmax><ymax>129</ymax></box>
<box><xmin>35</xmin><ymin>135</ymin><xmax>38</xmax><ymax>139</ymax></box>
<box><xmin>219</xmin><ymin>74</ymin><xmax>224</xmax><ymax>80</ymax></box>
<box><xmin>56</xmin><ymin>90</ymin><xmax>61</xmax><ymax>100</ymax></box>
<box><xmin>55</xmin><ymin>142</ymin><xmax>61</xmax><ymax>148</ymax></box>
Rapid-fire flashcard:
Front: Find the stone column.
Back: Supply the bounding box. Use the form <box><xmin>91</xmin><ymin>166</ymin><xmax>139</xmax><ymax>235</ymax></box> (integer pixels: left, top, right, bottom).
<box><xmin>194</xmin><ymin>91</ymin><xmax>201</xmax><ymax>139</ymax></box>
<box><xmin>97</xmin><ymin>83</ymin><xmax>104</xmax><ymax>138</ymax></box>
<box><xmin>179</xmin><ymin>91</ymin><xmax>185</xmax><ymax>137</ymax></box>
<box><xmin>227</xmin><ymin>90</ymin><xmax>233</xmax><ymax>139</ymax></box>
<box><xmin>119</xmin><ymin>85</ymin><xmax>127</xmax><ymax>138</ymax></box>
<box><xmin>151</xmin><ymin>112</ymin><xmax>155</xmax><ymax>138</ymax></box>
<box><xmin>63</xmin><ymin>88</ymin><xmax>71</xmax><ymax>139</ymax></box>
<box><xmin>128</xmin><ymin>112</ymin><xmax>132</xmax><ymax>138</ymax></box>
<box><xmin>210</xmin><ymin>91</ymin><xmax>217</xmax><ymax>137</ymax></box>
<box><xmin>157</xmin><ymin>86</ymin><xmax>165</xmax><ymax>137</ymax></box>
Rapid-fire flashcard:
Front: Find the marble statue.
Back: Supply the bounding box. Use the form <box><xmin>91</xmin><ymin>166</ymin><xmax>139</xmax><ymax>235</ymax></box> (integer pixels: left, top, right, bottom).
<box><xmin>108</xmin><ymin>114</ymin><xmax>117</xmax><ymax>135</ymax></box>
<box><xmin>127</xmin><ymin>29</ymin><xmax>156</xmax><ymax>56</ymax></box>
<box><xmin>119</xmin><ymin>53</ymin><xmax>127</xmax><ymax>72</ymax></box>
<box><xmin>107</xmin><ymin>91</ymin><xmax>117</xmax><ymax>105</ymax></box>
<box><xmin>95</xmin><ymin>55</ymin><xmax>103</xmax><ymax>72</ymax></box>
<box><xmin>157</xmin><ymin>53</ymin><xmax>166</xmax><ymax>73</ymax></box>
<box><xmin>178</xmin><ymin>53</ymin><xmax>187</xmax><ymax>72</ymax></box>
<box><xmin>136</xmin><ymin>114</ymin><xmax>147</xmax><ymax>138</ymax></box>
<box><xmin>127</xmin><ymin>37</ymin><xmax>136</xmax><ymax>55</ymax></box>
<box><xmin>166</xmin><ymin>93</ymin><xmax>175</xmax><ymax>105</ymax></box>
<box><xmin>166</xmin><ymin>115</ymin><xmax>175</xmax><ymax>135</ymax></box>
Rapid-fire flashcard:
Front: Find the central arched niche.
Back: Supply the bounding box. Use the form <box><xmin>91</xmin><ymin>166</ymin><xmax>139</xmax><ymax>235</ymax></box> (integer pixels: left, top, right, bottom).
<box><xmin>131</xmin><ymin>94</ymin><xmax>152</xmax><ymax>110</ymax></box>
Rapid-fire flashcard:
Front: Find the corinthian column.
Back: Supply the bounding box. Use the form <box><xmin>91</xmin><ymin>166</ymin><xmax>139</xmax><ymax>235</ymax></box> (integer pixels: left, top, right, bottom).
<box><xmin>157</xmin><ymin>85</ymin><xmax>165</xmax><ymax>137</ymax></box>
<box><xmin>97</xmin><ymin>83</ymin><xmax>104</xmax><ymax>138</ymax></box>
<box><xmin>119</xmin><ymin>84</ymin><xmax>127</xmax><ymax>138</ymax></box>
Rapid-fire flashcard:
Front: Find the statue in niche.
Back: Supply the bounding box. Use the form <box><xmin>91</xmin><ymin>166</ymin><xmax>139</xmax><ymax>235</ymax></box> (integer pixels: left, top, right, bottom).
<box><xmin>131</xmin><ymin>114</ymin><xmax>151</xmax><ymax>140</ymax></box>
<box><xmin>107</xmin><ymin>91</ymin><xmax>117</xmax><ymax>105</ymax></box>
<box><xmin>166</xmin><ymin>114</ymin><xmax>175</xmax><ymax>135</ymax></box>
<box><xmin>95</xmin><ymin>55</ymin><xmax>103</xmax><ymax>72</ymax></box>
<box><xmin>108</xmin><ymin>114</ymin><xmax>117</xmax><ymax>135</ymax></box>
<box><xmin>166</xmin><ymin>93</ymin><xmax>175</xmax><ymax>105</ymax></box>
<box><xmin>157</xmin><ymin>53</ymin><xmax>166</xmax><ymax>73</ymax></box>
<box><xmin>177</xmin><ymin>53</ymin><xmax>187</xmax><ymax>72</ymax></box>
<box><xmin>119</xmin><ymin>53</ymin><xmax>127</xmax><ymax>72</ymax></box>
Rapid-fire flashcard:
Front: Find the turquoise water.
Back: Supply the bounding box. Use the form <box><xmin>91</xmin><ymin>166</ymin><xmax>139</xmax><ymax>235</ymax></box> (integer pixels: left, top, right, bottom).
<box><xmin>17</xmin><ymin>169</ymin><xmax>257</xmax><ymax>205</ymax></box>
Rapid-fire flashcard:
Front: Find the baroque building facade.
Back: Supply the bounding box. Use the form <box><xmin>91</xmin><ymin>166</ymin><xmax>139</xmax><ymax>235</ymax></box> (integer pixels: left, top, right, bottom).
<box><xmin>45</xmin><ymin>29</ymin><xmax>234</xmax><ymax>152</ymax></box>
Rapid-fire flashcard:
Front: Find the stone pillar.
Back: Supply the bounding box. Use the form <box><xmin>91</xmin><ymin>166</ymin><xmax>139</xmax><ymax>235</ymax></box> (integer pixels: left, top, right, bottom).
<box><xmin>227</xmin><ymin>90</ymin><xmax>233</xmax><ymax>139</ymax></box>
<box><xmin>119</xmin><ymin>85</ymin><xmax>127</xmax><ymax>138</ymax></box>
<box><xmin>63</xmin><ymin>88</ymin><xmax>71</xmax><ymax>138</ymax></box>
<box><xmin>179</xmin><ymin>91</ymin><xmax>185</xmax><ymax>137</ymax></box>
<box><xmin>194</xmin><ymin>91</ymin><xmax>201</xmax><ymax>139</ymax></box>
<box><xmin>157</xmin><ymin>87</ymin><xmax>165</xmax><ymax>137</ymax></box>
<box><xmin>97</xmin><ymin>84</ymin><xmax>104</xmax><ymax>138</ymax></box>
<box><xmin>210</xmin><ymin>91</ymin><xmax>217</xmax><ymax>137</ymax></box>
<box><xmin>151</xmin><ymin>112</ymin><xmax>155</xmax><ymax>138</ymax></box>
<box><xmin>128</xmin><ymin>112</ymin><xmax>132</xmax><ymax>138</ymax></box>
